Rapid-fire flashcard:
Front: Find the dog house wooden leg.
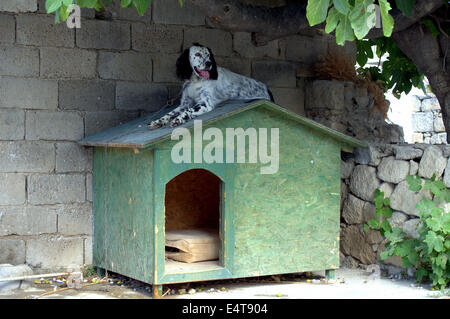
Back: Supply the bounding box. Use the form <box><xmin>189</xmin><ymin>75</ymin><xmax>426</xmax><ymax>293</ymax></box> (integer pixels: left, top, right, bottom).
<box><xmin>152</xmin><ymin>284</ymin><xmax>163</xmax><ymax>298</ymax></box>
<box><xmin>325</xmin><ymin>269</ymin><xmax>335</xmax><ymax>281</ymax></box>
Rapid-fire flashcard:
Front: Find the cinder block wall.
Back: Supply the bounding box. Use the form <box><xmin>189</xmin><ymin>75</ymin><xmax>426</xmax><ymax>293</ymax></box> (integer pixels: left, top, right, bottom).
<box><xmin>0</xmin><ymin>0</ymin><xmax>355</xmax><ymax>269</ymax></box>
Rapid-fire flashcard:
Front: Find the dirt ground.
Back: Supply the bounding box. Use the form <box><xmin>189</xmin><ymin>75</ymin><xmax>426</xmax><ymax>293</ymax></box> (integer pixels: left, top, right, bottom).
<box><xmin>1</xmin><ymin>268</ymin><xmax>449</xmax><ymax>300</ymax></box>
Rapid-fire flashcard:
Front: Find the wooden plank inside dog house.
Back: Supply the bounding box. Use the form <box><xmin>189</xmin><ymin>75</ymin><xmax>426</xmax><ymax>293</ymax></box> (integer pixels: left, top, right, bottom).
<box><xmin>80</xmin><ymin>99</ymin><xmax>366</xmax><ymax>295</ymax></box>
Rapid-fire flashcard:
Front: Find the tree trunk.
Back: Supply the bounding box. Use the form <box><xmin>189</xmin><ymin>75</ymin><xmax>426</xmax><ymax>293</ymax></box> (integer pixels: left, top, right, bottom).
<box><xmin>392</xmin><ymin>24</ymin><xmax>450</xmax><ymax>143</ymax></box>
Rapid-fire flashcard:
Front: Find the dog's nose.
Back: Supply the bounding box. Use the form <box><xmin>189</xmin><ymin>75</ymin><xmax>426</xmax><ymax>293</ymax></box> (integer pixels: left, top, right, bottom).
<box><xmin>205</xmin><ymin>61</ymin><xmax>212</xmax><ymax>68</ymax></box>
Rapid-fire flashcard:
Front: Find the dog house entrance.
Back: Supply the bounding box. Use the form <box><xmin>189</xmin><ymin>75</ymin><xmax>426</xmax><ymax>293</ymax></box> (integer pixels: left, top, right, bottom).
<box><xmin>164</xmin><ymin>169</ymin><xmax>223</xmax><ymax>274</ymax></box>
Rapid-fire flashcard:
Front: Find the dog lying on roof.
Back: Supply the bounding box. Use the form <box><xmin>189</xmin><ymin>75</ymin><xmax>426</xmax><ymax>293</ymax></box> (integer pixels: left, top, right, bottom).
<box><xmin>148</xmin><ymin>43</ymin><xmax>273</xmax><ymax>130</ymax></box>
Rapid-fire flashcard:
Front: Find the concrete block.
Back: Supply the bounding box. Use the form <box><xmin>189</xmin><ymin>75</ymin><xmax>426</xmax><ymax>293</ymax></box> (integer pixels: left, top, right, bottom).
<box><xmin>56</xmin><ymin>142</ymin><xmax>93</xmax><ymax>173</ymax></box>
<box><xmin>0</xmin><ymin>1</ymin><xmax>37</xmax><ymax>13</ymax></box>
<box><xmin>116</xmin><ymin>82</ymin><xmax>168</xmax><ymax>111</ymax></box>
<box><xmin>284</xmin><ymin>35</ymin><xmax>328</xmax><ymax>64</ymax></box>
<box><xmin>26</xmin><ymin>111</ymin><xmax>84</xmax><ymax>141</ymax></box>
<box><xmin>215</xmin><ymin>56</ymin><xmax>252</xmax><ymax>77</ymax></box>
<box><xmin>28</xmin><ymin>174</ymin><xmax>86</xmax><ymax>205</ymax></box>
<box><xmin>37</xmin><ymin>0</ymin><xmax>95</xmax><ymax>17</ymax></box>
<box><xmin>328</xmin><ymin>38</ymin><xmax>357</xmax><ymax>65</ymax></box>
<box><xmin>0</xmin><ymin>77</ymin><xmax>58</xmax><ymax>110</ymax></box>
<box><xmin>270</xmin><ymin>87</ymin><xmax>305</xmax><ymax>116</ymax></box>
<box><xmin>16</xmin><ymin>14</ymin><xmax>74</xmax><ymax>47</ymax></box>
<box><xmin>0</xmin><ymin>240</ymin><xmax>26</xmax><ymax>265</ymax></box>
<box><xmin>0</xmin><ymin>45</ymin><xmax>39</xmax><ymax>77</ymax></box>
<box><xmin>76</xmin><ymin>20</ymin><xmax>130</xmax><ymax>50</ymax></box>
<box><xmin>0</xmin><ymin>141</ymin><xmax>55</xmax><ymax>173</ymax></box>
<box><xmin>84</xmin><ymin>111</ymin><xmax>140</xmax><ymax>136</ymax></box>
<box><xmin>26</xmin><ymin>236</ymin><xmax>84</xmax><ymax>268</ymax></box>
<box><xmin>184</xmin><ymin>28</ymin><xmax>233</xmax><ymax>56</ymax></box>
<box><xmin>86</xmin><ymin>173</ymin><xmax>93</xmax><ymax>202</ymax></box>
<box><xmin>40</xmin><ymin>48</ymin><xmax>97</xmax><ymax>79</ymax></box>
<box><xmin>132</xmin><ymin>23</ymin><xmax>183</xmax><ymax>53</ymax></box>
<box><xmin>105</xmin><ymin>0</ymin><xmax>152</xmax><ymax>22</ymax></box>
<box><xmin>0</xmin><ymin>14</ymin><xmax>15</xmax><ymax>43</ymax></box>
<box><xmin>98</xmin><ymin>51</ymin><xmax>152</xmax><ymax>81</ymax></box>
<box><xmin>251</xmin><ymin>60</ymin><xmax>296</xmax><ymax>88</ymax></box>
<box><xmin>0</xmin><ymin>109</ymin><xmax>25</xmax><ymax>140</ymax></box>
<box><xmin>59</xmin><ymin>80</ymin><xmax>115</xmax><ymax>111</ymax></box>
<box><xmin>57</xmin><ymin>203</ymin><xmax>93</xmax><ymax>235</ymax></box>
<box><xmin>152</xmin><ymin>54</ymin><xmax>179</xmax><ymax>83</ymax></box>
<box><xmin>0</xmin><ymin>173</ymin><xmax>26</xmax><ymax>205</ymax></box>
<box><xmin>152</xmin><ymin>0</ymin><xmax>205</xmax><ymax>25</ymax></box>
<box><xmin>233</xmin><ymin>32</ymin><xmax>280</xmax><ymax>59</ymax></box>
<box><xmin>84</xmin><ymin>237</ymin><xmax>93</xmax><ymax>265</ymax></box>
<box><xmin>0</xmin><ymin>206</ymin><xmax>57</xmax><ymax>236</ymax></box>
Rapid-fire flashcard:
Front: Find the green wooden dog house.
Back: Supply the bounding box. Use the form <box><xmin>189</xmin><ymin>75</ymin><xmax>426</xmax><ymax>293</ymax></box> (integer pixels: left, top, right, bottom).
<box><xmin>79</xmin><ymin>99</ymin><xmax>366</xmax><ymax>297</ymax></box>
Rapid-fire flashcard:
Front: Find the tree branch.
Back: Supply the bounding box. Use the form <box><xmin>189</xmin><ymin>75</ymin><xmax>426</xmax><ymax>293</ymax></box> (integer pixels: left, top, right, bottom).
<box><xmin>189</xmin><ymin>0</ymin><xmax>444</xmax><ymax>43</ymax></box>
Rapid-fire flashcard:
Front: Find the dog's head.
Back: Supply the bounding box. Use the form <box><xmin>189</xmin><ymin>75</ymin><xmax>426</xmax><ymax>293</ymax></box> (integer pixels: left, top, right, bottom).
<box><xmin>176</xmin><ymin>43</ymin><xmax>218</xmax><ymax>81</ymax></box>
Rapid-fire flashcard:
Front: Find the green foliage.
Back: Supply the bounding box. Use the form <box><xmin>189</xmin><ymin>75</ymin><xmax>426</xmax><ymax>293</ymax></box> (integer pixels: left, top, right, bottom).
<box><xmin>355</xmin><ymin>37</ymin><xmax>426</xmax><ymax>98</ymax></box>
<box><xmin>365</xmin><ymin>174</ymin><xmax>450</xmax><ymax>290</ymax></box>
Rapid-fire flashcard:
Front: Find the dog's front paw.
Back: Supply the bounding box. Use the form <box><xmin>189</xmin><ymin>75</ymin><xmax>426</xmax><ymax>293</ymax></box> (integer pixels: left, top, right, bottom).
<box><xmin>169</xmin><ymin>117</ymin><xmax>184</xmax><ymax>127</ymax></box>
<box><xmin>148</xmin><ymin>120</ymin><xmax>162</xmax><ymax>130</ymax></box>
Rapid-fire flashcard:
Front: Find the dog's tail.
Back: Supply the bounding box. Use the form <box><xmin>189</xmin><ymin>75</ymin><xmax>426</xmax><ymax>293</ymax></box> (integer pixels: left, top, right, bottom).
<box><xmin>267</xmin><ymin>89</ymin><xmax>275</xmax><ymax>103</ymax></box>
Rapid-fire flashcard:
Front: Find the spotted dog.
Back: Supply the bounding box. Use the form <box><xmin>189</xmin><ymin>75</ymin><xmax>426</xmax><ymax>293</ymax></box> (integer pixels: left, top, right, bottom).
<box><xmin>149</xmin><ymin>43</ymin><xmax>273</xmax><ymax>129</ymax></box>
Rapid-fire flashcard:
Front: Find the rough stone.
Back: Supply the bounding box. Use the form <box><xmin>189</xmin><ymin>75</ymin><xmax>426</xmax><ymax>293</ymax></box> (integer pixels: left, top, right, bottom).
<box><xmin>269</xmin><ymin>88</ymin><xmax>305</xmax><ymax>116</ymax></box>
<box><xmin>28</xmin><ymin>174</ymin><xmax>85</xmax><ymax>205</ymax></box>
<box><xmin>394</xmin><ymin>146</ymin><xmax>423</xmax><ymax>160</ymax></box>
<box><xmin>0</xmin><ymin>240</ymin><xmax>26</xmax><ymax>265</ymax></box>
<box><xmin>0</xmin><ymin>45</ymin><xmax>39</xmax><ymax>77</ymax></box>
<box><xmin>387</xmin><ymin>211</ymin><xmax>409</xmax><ymax>228</ymax></box>
<box><xmin>341</xmin><ymin>225</ymin><xmax>376</xmax><ymax>264</ymax></box>
<box><xmin>411</xmin><ymin>112</ymin><xmax>433</xmax><ymax>132</ymax></box>
<box><xmin>132</xmin><ymin>24</ymin><xmax>183</xmax><ymax>53</ymax></box>
<box><xmin>434</xmin><ymin>114</ymin><xmax>446</xmax><ymax>133</ymax></box>
<box><xmin>76</xmin><ymin>20</ymin><xmax>130</xmax><ymax>50</ymax></box>
<box><xmin>284</xmin><ymin>35</ymin><xmax>328</xmax><ymax>64</ymax></box>
<box><xmin>40</xmin><ymin>48</ymin><xmax>97</xmax><ymax>79</ymax></box>
<box><xmin>341</xmin><ymin>159</ymin><xmax>354</xmax><ymax>179</ymax></box>
<box><xmin>377</xmin><ymin>156</ymin><xmax>409</xmax><ymax>184</ymax></box>
<box><xmin>402</xmin><ymin>218</ymin><xmax>421</xmax><ymax>239</ymax></box>
<box><xmin>305</xmin><ymin>80</ymin><xmax>344</xmax><ymax>110</ymax></box>
<box><xmin>0</xmin><ymin>77</ymin><xmax>58</xmax><ymax>110</ymax></box>
<box><xmin>16</xmin><ymin>14</ymin><xmax>74</xmax><ymax>47</ymax></box>
<box><xmin>0</xmin><ymin>141</ymin><xmax>55</xmax><ymax>173</ymax></box>
<box><xmin>339</xmin><ymin>252</ymin><xmax>359</xmax><ymax>269</ymax></box>
<box><xmin>365</xmin><ymin>229</ymin><xmax>384</xmax><ymax>245</ymax></box>
<box><xmin>421</xmin><ymin>97</ymin><xmax>440</xmax><ymax>112</ymax></box>
<box><xmin>252</xmin><ymin>60</ymin><xmax>296</xmax><ymax>88</ymax></box>
<box><xmin>444</xmin><ymin>159</ymin><xmax>450</xmax><ymax>188</ymax></box>
<box><xmin>349</xmin><ymin>165</ymin><xmax>380</xmax><ymax>202</ymax></box>
<box><xmin>409</xmin><ymin>160</ymin><xmax>419</xmax><ymax>175</ymax></box>
<box><xmin>98</xmin><ymin>51</ymin><xmax>152</xmax><ymax>81</ymax></box>
<box><xmin>342</xmin><ymin>194</ymin><xmax>365</xmax><ymax>224</ymax></box>
<box><xmin>26</xmin><ymin>111</ymin><xmax>84</xmax><ymax>141</ymax></box>
<box><xmin>353</xmin><ymin>146</ymin><xmax>383</xmax><ymax>166</ymax></box>
<box><xmin>26</xmin><ymin>236</ymin><xmax>84</xmax><ymax>268</ymax></box>
<box><xmin>390</xmin><ymin>180</ymin><xmax>432</xmax><ymax>216</ymax></box>
<box><xmin>0</xmin><ymin>174</ymin><xmax>25</xmax><ymax>205</ymax></box>
<box><xmin>411</xmin><ymin>95</ymin><xmax>422</xmax><ymax>112</ymax></box>
<box><xmin>418</xmin><ymin>145</ymin><xmax>447</xmax><ymax>179</ymax></box>
<box><xmin>0</xmin><ymin>110</ymin><xmax>25</xmax><ymax>140</ymax></box>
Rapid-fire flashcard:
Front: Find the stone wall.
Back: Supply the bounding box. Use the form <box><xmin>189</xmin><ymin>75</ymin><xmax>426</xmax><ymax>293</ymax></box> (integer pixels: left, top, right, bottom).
<box><xmin>305</xmin><ymin>80</ymin><xmax>405</xmax><ymax>145</ymax></box>
<box><xmin>340</xmin><ymin>144</ymin><xmax>450</xmax><ymax>273</ymax></box>
<box><xmin>411</xmin><ymin>93</ymin><xmax>447</xmax><ymax>144</ymax></box>
<box><xmin>0</xmin><ymin>0</ymin><xmax>356</xmax><ymax>269</ymax></box>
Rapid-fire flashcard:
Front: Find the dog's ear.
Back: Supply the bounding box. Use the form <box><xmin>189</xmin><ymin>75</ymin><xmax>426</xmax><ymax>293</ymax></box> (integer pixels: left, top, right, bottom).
<box><xmin>176</xmin><ymin>48</ymin><xmax>192</xmax><ymax>80</ymax></box>
<box><xmin>207</xmin><ymin>47</ymin><xmax>218</xmax><ymax>80</ymax></box>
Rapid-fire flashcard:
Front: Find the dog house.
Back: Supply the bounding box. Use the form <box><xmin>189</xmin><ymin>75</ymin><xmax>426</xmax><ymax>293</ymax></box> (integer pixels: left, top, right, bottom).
<box><xmin>79</xmin><ymin>99</ymin><xmax>366</xmax><ymax>297</ymax></box>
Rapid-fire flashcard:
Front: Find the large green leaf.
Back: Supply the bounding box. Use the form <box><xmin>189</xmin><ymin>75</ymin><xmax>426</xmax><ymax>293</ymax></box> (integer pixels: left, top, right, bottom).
<box><xmin>349</xmin><ymin>0</ymin><xmax>376</xmax><ymax>39</ymax></box>
<box><xmin>333</xmin><ymin>0</ymin><xmax>351</xmax><ymax>14</ymax></box>
<box><xmin>76</xmin><ymin>0</ymin><xmax>98</xmax><ymax>8</ymax></box>
<box><xmin>46</xmin><ymin>0</ymin><xmax>63</xmax><ymax>13</ymax></box>
<box><xmin>306</xmin><ymin>0</ymin><xmax>331</xmax><ymax>26</ymax></box>
<box><xmin>378</xmin><ymin>0</ymin><xmax>395</xmax><ymax>37</ymax></box>
<box><xmin>133</xmin><ymin>0</ymin><xmax>151</xmax><ymax>16</ymax></box>
<box><xmin>325</xmin><ymin>7</ymin><xmax>342</xmax><ymax>34</ymax></box>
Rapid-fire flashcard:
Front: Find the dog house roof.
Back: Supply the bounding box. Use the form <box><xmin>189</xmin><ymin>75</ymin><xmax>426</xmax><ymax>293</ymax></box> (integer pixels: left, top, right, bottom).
<box><xmin>79</xmin><ymin>99</ymin><xmax>367</xmax><ymax>150</ymax></box>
